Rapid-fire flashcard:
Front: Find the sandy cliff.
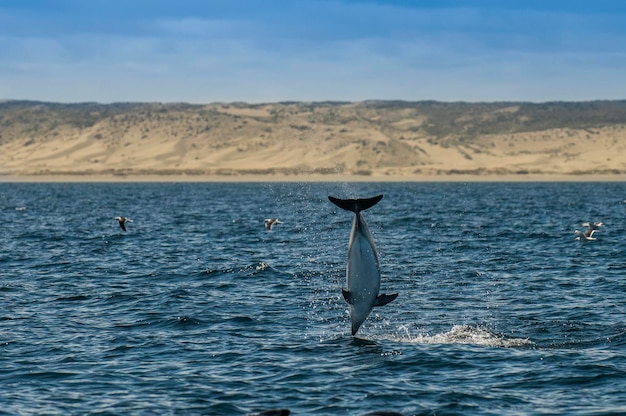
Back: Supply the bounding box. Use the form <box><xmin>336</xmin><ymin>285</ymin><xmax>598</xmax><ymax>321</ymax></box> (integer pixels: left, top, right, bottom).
<box><xmin>1</xmin><ymin>100</ymin><xmax>626</xmax><ymax>180</ymax></box>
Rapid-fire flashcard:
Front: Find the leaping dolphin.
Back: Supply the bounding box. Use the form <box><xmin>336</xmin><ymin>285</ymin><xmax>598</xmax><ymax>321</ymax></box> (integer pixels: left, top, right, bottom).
<box><xmin>329</xmin><ymin>194</ymin><xmax>398</xmax><ymax>335</ymax></box>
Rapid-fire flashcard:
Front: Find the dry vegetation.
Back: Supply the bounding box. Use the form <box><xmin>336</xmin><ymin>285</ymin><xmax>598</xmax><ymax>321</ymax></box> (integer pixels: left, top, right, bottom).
<box><xmin>1</xmin><ymin>100</ymin><xmax>626</xmax><ymax>179</ymax></box>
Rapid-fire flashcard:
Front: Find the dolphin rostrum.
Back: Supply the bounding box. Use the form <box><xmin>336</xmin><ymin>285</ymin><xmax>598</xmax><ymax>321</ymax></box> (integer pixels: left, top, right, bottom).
<box><xmin>329</xmin><ymin>194</ymin><xmax>398</xmax><ymax>335</ymax></box>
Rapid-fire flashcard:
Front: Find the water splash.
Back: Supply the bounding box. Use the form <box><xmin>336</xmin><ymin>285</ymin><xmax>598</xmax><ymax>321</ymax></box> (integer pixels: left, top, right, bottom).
<box><xmin>383</xmin><ymin>324</ymin><xmax>533</xmax><ymax>348</ymax></box>
<box><xmin>255</xmin><ymin>261</ymin><xmax>270</xmax><ymax>271</ymax></box>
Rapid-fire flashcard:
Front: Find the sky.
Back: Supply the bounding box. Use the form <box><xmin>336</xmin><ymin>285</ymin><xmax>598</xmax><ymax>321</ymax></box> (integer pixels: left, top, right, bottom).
<box><xmin>1</xmin><ymin>0</ymin><xmax>626</xmax><ymax>103</ymax></box>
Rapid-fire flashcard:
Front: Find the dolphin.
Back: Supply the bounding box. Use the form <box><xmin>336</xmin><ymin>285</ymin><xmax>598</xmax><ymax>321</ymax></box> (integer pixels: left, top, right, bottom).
<box><xmin>329</xmin><ymin>194</ymin><xmax>398</xmax><ymax>335</ymax></box>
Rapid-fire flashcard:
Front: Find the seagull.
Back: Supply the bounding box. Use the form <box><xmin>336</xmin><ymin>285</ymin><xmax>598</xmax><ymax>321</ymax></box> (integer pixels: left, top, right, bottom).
<box><xmin>581</xmin><ymin>221</ymin><xmax>603</xmax><ymax>230</ymax></box>
<box><xmin>264</xmin><ymin>218</ymin><xmax>282</xmax><ymax>231</ymax></box>
<box><xmin>574</xmin><ymin>229</ymin><xmax>597</xmax><ymax>242</ymax></box>
<box><xmin>115</xmin><ymin>216</ymin><xmax>133</xmax><ymax>232</ymax></box>
<box><xmin>574</xmin><ymin>222</ymin><xmax>602</xmax><ymax>242</ymax></box>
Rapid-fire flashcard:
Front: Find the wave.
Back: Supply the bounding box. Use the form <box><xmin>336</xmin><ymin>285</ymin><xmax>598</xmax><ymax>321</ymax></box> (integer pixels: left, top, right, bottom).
<box><xmin>202</xmin><ymin>261</ymin><xmax>293</xmax><ymax>278</ymax></box>
<box><xmin>383</xmin><ymin>324</ymin><xmax>533</xmax><ymax>348</ymax></box>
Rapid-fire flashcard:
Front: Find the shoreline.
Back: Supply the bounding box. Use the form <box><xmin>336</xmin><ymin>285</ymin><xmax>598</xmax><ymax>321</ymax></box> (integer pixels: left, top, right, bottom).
<box><xmin>3</xmin><ymin>100</ymin><xmax>626</xmax><ymax>187</ymax></box>
<box><xmin>2</xmin><ymin>173</ymin><xmax>626</xmax><ymax>183</ymax></box>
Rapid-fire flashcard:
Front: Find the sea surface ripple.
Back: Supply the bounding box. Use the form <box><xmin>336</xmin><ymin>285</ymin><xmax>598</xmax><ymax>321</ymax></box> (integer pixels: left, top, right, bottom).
<box><xmin>1</xmin><ymin>182</ymin><xmax>626</xmax><ymax>415</ymax></box>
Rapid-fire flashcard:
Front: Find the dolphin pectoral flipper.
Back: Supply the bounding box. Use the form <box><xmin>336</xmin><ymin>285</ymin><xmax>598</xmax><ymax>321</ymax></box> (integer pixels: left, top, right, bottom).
<box><xmin>342</xmin><ymin>289</ymin><xmax>353</xmax><ymax>304</ymax></box>
<box><xmin>328</xmin><ymin>195</ymin><xmax>383</xmax><ymax>213</ymax></box>
<box><xmin>373</xmin><ymin>293</ymin><xmax>398</xmax><ymax>307</ymax></box>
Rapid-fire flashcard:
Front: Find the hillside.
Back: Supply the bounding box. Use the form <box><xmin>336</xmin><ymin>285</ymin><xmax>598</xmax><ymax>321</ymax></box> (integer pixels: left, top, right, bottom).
<box><xmin>1</xmin><ymin>100</ymin><xmax>626</xmax><ymax>179</ymax></box>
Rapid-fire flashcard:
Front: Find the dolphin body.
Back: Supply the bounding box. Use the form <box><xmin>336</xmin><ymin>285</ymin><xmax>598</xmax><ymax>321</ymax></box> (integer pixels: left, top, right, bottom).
<box><xmin>329</xmin><ymin>194</ymin><xmax>398</xmax><ymax>335</ymax></box>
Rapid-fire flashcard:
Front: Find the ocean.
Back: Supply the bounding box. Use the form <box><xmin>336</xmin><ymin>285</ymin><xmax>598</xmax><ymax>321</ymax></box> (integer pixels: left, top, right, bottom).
<box><xmin>1</xmin><ymin>181</ymin><xmax>625</xmax><ymax>415</ymax></box>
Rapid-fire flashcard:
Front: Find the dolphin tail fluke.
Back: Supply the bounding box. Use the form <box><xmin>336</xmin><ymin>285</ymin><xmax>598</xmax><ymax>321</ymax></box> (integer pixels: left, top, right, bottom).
<box><xmin>328</xmin><ymin>195</ymin><xmax>383</xmax><ymax>214</ymax></box>
<box><xmin>373</xmin><ymin>293</ymin><xmax>398</xmax><ymax>307</ymax></box>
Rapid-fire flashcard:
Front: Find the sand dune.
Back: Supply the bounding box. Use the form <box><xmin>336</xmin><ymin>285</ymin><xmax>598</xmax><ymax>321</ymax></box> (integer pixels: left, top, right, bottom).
<box><xmin>1</xmin><ymin>100</ymin><xmax>626</xmax><ymax>181</ymax></box>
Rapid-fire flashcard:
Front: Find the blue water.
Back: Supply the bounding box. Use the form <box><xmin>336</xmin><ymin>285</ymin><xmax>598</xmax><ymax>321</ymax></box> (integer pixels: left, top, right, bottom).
<box><xmin>1</xmin><ymin>182</ymin><xmax>626</xmax><ymax>415</ymax></box>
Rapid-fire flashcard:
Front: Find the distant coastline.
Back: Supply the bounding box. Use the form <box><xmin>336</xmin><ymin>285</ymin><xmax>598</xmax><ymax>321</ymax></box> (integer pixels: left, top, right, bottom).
<box><xmin>2</xmin><ymin>100</ymin><xmax>626</xmax><ymax>181</ymax></box>
<box><xmin>3</xmin><ymin>173</ymin><xmax>626</xmax><ymax>183</ymax></box>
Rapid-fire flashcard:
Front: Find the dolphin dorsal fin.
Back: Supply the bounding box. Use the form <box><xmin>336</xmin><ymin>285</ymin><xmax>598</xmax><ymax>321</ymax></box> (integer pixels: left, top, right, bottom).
<box><xmin>328</xmin><ymin>195</ymin><xmax>383</xmax><ymax>213</ymax></box>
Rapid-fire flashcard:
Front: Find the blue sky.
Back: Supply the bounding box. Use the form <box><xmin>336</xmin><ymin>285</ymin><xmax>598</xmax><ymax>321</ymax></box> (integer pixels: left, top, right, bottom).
<box><xmin>1</xmin><ymin>0</ymin><xmax>625</xmax><ymax>103</ymax></box>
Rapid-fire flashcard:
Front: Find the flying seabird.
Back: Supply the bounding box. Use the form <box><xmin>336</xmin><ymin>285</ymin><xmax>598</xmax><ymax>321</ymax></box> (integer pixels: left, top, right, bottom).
<box><xmin>115</xmin><ymin>216</ymin><xmax>133</xmax><ymax>232</ymax></box>
<box><xmin>264</xmin><ymin>218</ymin><xmax>282</xmax><ymax>231</ymax></box>
<box><xmin>581</xmin><ymin>221</ymin><xmax>603</xmax><ymax>230</ymax></box>
<box><xmin>574</xmin><ymin>229</ymin><xmax>597</xmax><ymax>242</ymax></box>
<box><xmin>574</xmin><ymin>221</ymin><xmax>603</xmax><ymax>242</ymax></box>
